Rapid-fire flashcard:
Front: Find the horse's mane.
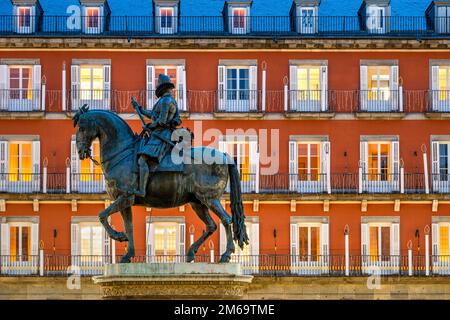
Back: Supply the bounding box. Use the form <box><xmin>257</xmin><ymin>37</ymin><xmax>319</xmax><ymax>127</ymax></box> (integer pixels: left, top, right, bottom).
<box><xmin>73</xmin><ymin>108</ymin><xmax>134</xmax><ymax>137</ymax></box>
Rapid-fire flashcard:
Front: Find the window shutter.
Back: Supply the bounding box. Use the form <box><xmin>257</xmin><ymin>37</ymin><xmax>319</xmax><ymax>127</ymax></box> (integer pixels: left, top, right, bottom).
<box><xmin>321</xmin><ymin>223</ymin><xmax>329</xmax><ymax>257</ymax></box>
<box><xmin>146</xmin><ymin>65</ymin><xmax>155</xmax><ymax>110</ymax></box>
<box><xmin>219</xmin><ymin>223</ymin><xmax>227</xmax><ymax>256</ymax></box>
<box><xmin>320</xmin><ymin>65</ymin><xmax>328</xmax><ymax>112</ymax></box>
<box><xmin>437</xmin><ymin>6</ymin><xmax>447</xmax><ymax>33</ymax></box>
<box><xmin>99</xmin><ymin>6</ymin><xmax>104</xmax><ymax>33</ymax></box>
<box><xmin>103</xmin><ymin>65</ymin><xmax>111</xmax><ymax>109</ymax></box>
<box><xmin>32</xmin><ymin>140</ymin><xmax>40</xmax><ymax>191</ymax></box>
<box><xmin>0</xmin><ymin>223</ymin><xmax>10</xmax><ymax>256</ymax></box>
<box><xmin>360</xmin><ymin>65</ymin><xmax>368</xmax><ymax>111</ymax></box>
<box><xmin>32</xmin><ymin>65</ymin><xmax>41</xmax><ymax>111</ymax></box>
<box><xmin>155</xmin><ymin>6</ymin><xmax>161</xmax><ymax>33</ymax></box>
<box><xmin>249</xmin><ymin>140</ymin><xmax>259</xmax><ymax>193</ymax></box>
<box><xmin>251</xmin><ymin>222</ymin><xmax>259</xmax><ymax>256</ymax></box>
<box><xmin>13</xmin><ymin>6</ymin><xmax>18</xmax><ymax>33</ymax></box>
<box><xmin>0</xmin><ymin>141</ymin><xmax>8</xmax><ymax>187</ymax></box>
<box><xmin>390</xmin><ymin>65</ymin><xmax>399</xmax><ymax>111</ymax></box>
<box><xmin>173</xmin><ymin>5</ymin><xmax>178</xmax><ymax>33</ymax></box>
<box><xmin>177</xmin><ymin>65</ymin><xmax>187</xmax><ymax>111</ymax></box>
<box><xmin>30</xmin><ymin>5</ymin><xmax>36</xmax><ymax>33</ymax></box>
<box><xmin>289</xmin><ymin>140</ymin><xmax>298</xmax><ymax>191</ymax></box>
<box><xmin>361</xmin><ymin>223</ymin><xmax>369</xmax><ymax>256</ymax></box>
<box><xmin>71</xmin><ymin>65</ymin><xmax>80</xmax><ymax>110</ymax></box>
<box><xmin>391</xmin><ymin>140</ymin><xmax>400</xmax><ymax>191</ymax></box>
<box><xmin>218</xmin><ymin>65</ymin><xmax>227</xmax><ymax>111</ymax></box>
<box><xmin>432</xmin><ymin>223</ymin><xmax>440</xmax><ymax>256</ymax></box>
<box><xmin>431</xmin><ymin>66</ymin><xmax>439</xmax><ymax>111</ymax></box>
<box><xmin>146</xmin><ymin>222</ymin><xmax>155</xmax><ymax>260</ymax></box>
<box><xmin>289</xmin><ymin>65</ymin><xmax>298</xmax><ymax>111</ymax></box>
<box><xmin>71</xmin><ymin>138</ymin><xmax>79</xmax><ymax>192</ymax></box>
<box><xmin>390</xmin><ymin>223</ymin><xmax>400</xmax><ymax>256</ymax></box>
<box><xmin>31</xmin><ymin>223</ymin><xmax>39</xmax><ymax>256</ymax></box>
<box><xmin>0</xmin><ymin>65</ymin><xmax>7</xmax><ymax>111</ymax></box>
<box><xmin>321</xmin><ymin>141</ymin><xmax>331</xmax><ymax>193</ymax></box>
<box><xmin>290</xmin><ymin>223</ymin><xmax>298</xmax><ymax>256</ymax></box>
<box><xmin>177</xmin><ymin>223</ymin><xmax>186</xmax><ymax>258</ymax></box>
<box><xmin>249</xmin><ymin>65</ymin><xmax>258</xmax><ymax>111</ymax></box>
<box><xmin>71</xmin><ymin>223</ymin><xmax>80</xmax><ymax>257</ymax></box>
<box><xmin>431</xmin><ymin>141</ymin><xmax>440</xmax><ymax>192</ymax></box>
<box><xmin>360</xmin><ymin>141</ymin><xmax>368</xmax><ymax>181</ymax></box>
<box><xmin>102</xmin><ymin>227</ymin><xmax>111</xmax><ymax>257</ymax></box>
<box><xmin>81</xmin><ymin>6</ymin><xmax>87</xmax><ymax>33</ymax></box>
<box><xmin>227</xmin><ymin>6</ymin><xmax>233</xmax><ymax>33</ymax></box>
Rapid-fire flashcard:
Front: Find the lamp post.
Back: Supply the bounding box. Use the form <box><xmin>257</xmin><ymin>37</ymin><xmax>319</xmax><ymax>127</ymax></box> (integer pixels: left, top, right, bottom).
<box><xmin>407</xmin><ymin>240</ymin><xmax>413</xmax><ymax>276</ymax></box>
<box><xmin>424</xmin><ymin>225</ymin><xmax>430</xmax><ymax>276</ymax></box>
<box><xmin>273</xmin><ymin>228</ymin><xmax>277</xmax><ymax>270</ymax></box>
<box><xmin>208</xmin><ymin>240</ymin><xmax>214</xmax><ymax>263</ymax></box>
<box><xmin>344</xmin><ymin>225</ymin><xmax>350</xmax><ymax>276</ymax></box>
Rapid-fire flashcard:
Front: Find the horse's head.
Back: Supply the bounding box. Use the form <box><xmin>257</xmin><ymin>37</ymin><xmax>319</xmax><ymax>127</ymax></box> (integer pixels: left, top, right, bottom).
<box><xmin>72</xmin><ymin>105</ymin><xmax>99</xmax><ymax>160</ymax></box>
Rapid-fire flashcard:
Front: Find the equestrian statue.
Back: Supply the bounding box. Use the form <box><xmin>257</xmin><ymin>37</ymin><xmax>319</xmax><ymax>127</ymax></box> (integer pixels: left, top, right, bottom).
<box><xmin>72</xmin><ymin>74</ymin><xmax>249</xmax><ymax>263</ymax></box>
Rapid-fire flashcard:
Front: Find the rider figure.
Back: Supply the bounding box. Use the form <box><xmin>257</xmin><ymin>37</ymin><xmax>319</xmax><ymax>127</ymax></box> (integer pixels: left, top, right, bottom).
<box><xmin>132</xmin><ymin>74</ymin><xmax>182</xmax><ymax>196</ymax></box>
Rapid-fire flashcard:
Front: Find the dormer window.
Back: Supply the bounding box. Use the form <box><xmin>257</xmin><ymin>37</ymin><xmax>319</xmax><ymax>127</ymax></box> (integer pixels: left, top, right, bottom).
<box><xmin>290</xmin><ymin>0</ymin><xmax>320</xmax><ymax>34</ymax></box>
<box><xmin>154</xmin><ymin>1</ymin><xmax>179</xmax><ymax>34</ymax></box>
<box><xmin>358</xmin><ymin>0</ymin><xmax>391</xmax><ymax>34</ymax></box>
<box><xmin>12</xmin><ymin>0</ymin><xmax>42</xmax><ymax>34</ymax></box>
<box><xmin>426</xmin><ymin>2</ymin><xmax>450</xmax><ymax>34</ymax></box>
<box><xmin>224</xmin><ymin>1</ymin><xmax>252</xmax><ymax>35</ymax></box>
<box><xmin>80</xmin><ymin>0</ymin><xmax>110</xmax><ymax>34</ymax></box>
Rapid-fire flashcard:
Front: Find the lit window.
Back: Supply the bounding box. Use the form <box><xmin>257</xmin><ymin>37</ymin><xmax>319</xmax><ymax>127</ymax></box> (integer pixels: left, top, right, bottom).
<box><xmin>80</xmin><ymin>224</ymin><xmax>103</xmax><ymax>256</ymax></box>
<box><xmin>10</xmin><ymin>224</ymin><xmax>31</xmax><ymax>262</ymax></box>
<box><xmin>86</xmin><ymin>7</ymin><xmax>99</xmax><ymax>29</ymax></box>
<box><xmin>8</xmin><ymin>142</ymin><xmax>32</xmax><ymax>182</ymax></box>
<box><xmin>368</xmin><ymin>142</ymin><xmax>390</xmax><ymax>181</ymax></box>
<box><xmin>80</xmin><ymin>65</ymin><xmax>104</xmax><ymax>101</ymax></box>
<box><xmin>9</xmin><ymin>66</ymin><xmax>33</xmax><ymax>100</ymax></box>
<box><xmin>297</xmin><ymin>66</ymin><xmax>320</xmax><ymax>101</ymax></box>
<box><xmin>154</xmin><ymin>222</ymin><xmax>177</xmax><ymax>258</ymax></box>
<box><xmin>299</xmin><ymin>224</ymin><xmax>321</xmax><ymax>262</ymax></box>
<box><xmin>438</xmin><ymin>67</ymin><xmax>450</xmax><ymax>101</ymax></box>
<box><xmin>226</xmin><ymin>141</ymin><xmax>250</xmax><ymax>182</ymax></box>
<box><xmin>226</xmin><ymin>67</ymin><xmax>249</xmax><ymax>101</ymax></box>
<box><xmin>369</xmin><ymin>224</ymin><xmax>391</xmax><ymax>261</ymax></box>
<box><xmin>160</xmin><ymin>7</ymin><xmax>173</xmax><ymax>29</ymax></box>
<box><xmin>17</xmin><ymin>7</ymin><xmax>31</xmax><ymax>28</ymax></box>
<box><xmin>79</xmin><ymin>140</ymin><xmax>101</xmax><ymax>182</ymax></box>
<box><xmin>367</xmin><ymin>66</ymin><xmax>391</xmax><ymax>101</ymax></box>
<box><xmin>232</xmin><ymin>8</ymin><xmax>246</xmax><ymax>30</ymax></box>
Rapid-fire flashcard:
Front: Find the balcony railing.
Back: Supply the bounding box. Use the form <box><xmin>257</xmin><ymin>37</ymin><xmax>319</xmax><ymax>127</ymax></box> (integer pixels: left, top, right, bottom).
<box><xmin>69</xmin><ymin>89</ymin><xmax>111</xmax><ymax>111</ymax></box>
<box><xmin>0</xmin><ymin>89</ymin><xmax>42</xmax><ymax>112</ymax></box>
<box><xmin>0</xmin><ymin>171</ymin><xmax>434</xmax><ymax>195</ymax></box>
<box><xmin>288</xmin><ymin>90</ymin><xmax>328</xmax><ymax>112</ymax></box>
<box><xmin>428</xmin><ymin>90</ymin><xmax>450</xmax><ymax>112</ymax></box>
<box><xmin>2</xmin><ymin>15</ymin><xmax>450</xmax><ymax>38</ymax></box>
<box><xmin>2</xmin><ymin>254</ymin><xmax>450</xmax><ymax>277</ymax></box>
<box><xmin>359</xmin><ymin>89</ymin><xmax>401</xmax><ymax>112</ymax></box>
<box><xmin>216</xmin><ymin>90</ymin><xmax>261</xmax><ymax>113</ymax></box>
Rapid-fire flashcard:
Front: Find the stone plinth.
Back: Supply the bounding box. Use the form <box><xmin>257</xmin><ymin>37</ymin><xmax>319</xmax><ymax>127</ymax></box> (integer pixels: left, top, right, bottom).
<box><xmin>93</xmin><ymin>263</ymin><xmax>253</xmax><ymax>300</ymax></box>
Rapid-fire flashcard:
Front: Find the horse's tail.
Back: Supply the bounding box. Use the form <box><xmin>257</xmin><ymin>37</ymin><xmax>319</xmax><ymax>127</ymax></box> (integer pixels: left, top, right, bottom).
<box><xmin>228</xmin><ymin>162</ymin><xmax>249</xmax><ymax>249</ymax></box>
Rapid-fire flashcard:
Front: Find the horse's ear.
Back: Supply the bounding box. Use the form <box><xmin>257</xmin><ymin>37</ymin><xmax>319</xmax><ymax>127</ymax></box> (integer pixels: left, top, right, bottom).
<box><xmin>80</xmin><ymin>104</ymin><xmax>89</xmax><ymax>114</ymax></box>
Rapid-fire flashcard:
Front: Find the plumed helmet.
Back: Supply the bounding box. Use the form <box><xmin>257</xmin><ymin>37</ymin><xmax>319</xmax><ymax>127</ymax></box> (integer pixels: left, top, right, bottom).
<box><xmin>155</xmin><ymin>74</ymin><xmax>175</xmax><ymax>98</ymax></box>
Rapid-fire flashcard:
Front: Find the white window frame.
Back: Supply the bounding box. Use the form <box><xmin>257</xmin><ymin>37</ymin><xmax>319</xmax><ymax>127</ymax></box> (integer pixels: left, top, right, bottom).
<box><xmin>218</xmin><ymin>65</ymin><xmax>257</xmax><ymax>112</ymax></box>
<box><xmin>432</xmin><ymin>221</ymin><xmax>450</xmax><ymax>275</ymax></box>
<box><xmin>431</xmin><ymin>65</ymin><xmax>450</xmax><ymax>112</ymax></box>
<box><xmin>290</xmin><ymin>221</ymin><xmax>329</xmax><ymax>275</ymax></box>
<box><xmin>158</xmin><ymin>7</ymin><xmax>175</xmax><ymax>34</ymax></box>
<box><xmin>366</xmin><ymin>5</ymin><xmax>386</xmax><ymax>33</ymax></box>
<box><xmin>15</xmin><ymin>6</ymin><xmax>34</xmax><ymax>34</ymax></box>
<box><xmin>361</xmin><ymin>221</ymin><xmax>400</xmax><ymax>275</ymax></box>
<box><xmin>230</xmin><ymin>6</ymin><xmax>249</xmax><ymax>35</ymax></box>
<box><xmin>71</xmin><ymin>63</ymin><xmax>110</xmax><ymax>110</ymax></box>
<box><xmin>147</xmin><ymin>64</ymin><xmax>186</xmax><ymax>111</ymax></box>
<box><xmin>297</xmin><ymin>6</ymin><xmax>318</xmax><ymax>34</ymax></box>
<box><xmin>436</xmin><ymin>6</ymin><xmax>450</xmax><ymax>34</ymax></box>
<box><xmin>70</xmin><ymin>137</ymin><xmax>105</xmax><ymax>193</ymax></box>
<box><xmin>82</xmin><ymin>6</ymin><xmax>103</xmax><ymax>34</ymax></box>
<box><xmin>146</xmin><ymin>218</ymin><xmax>185</xmax><ymax>263</ymax></box>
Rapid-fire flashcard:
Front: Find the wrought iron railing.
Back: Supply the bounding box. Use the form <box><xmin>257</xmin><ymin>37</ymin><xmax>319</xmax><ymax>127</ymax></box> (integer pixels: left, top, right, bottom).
<box><xmin>0</xmin><ymin>89</ymin><xmax>42</xmax><ymax>112</ymax></box>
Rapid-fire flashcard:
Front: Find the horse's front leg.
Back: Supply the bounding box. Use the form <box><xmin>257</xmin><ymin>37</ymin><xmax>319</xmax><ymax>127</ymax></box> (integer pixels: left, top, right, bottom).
<box><xmin>119</xmin><ymin>207</ymin><xmax>135</xmax><ymax>263</ymax></box>
<box><xmin>99</xmin><ymin>194</ymin><xmax>135</xmax><ymax>242</ymax></box>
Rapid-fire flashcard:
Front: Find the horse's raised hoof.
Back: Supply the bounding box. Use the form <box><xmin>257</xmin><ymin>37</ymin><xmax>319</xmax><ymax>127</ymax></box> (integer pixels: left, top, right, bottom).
<box><xmin>219</xmin><ymin>253</ymin><xmax>231</xmax><ymax>263</ymax></box>
<box><xmin>111</xmin><ymin>232</ymin><xmax>128</xmax><ymax>242</ymax></box>
<box><xmin>119</xmin><ymin>255</ymin><xmax>131</xmax><ymax>263</ymax></box>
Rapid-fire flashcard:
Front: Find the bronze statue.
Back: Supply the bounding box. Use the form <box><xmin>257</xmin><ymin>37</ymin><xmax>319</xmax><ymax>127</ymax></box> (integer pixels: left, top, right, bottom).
<box><xmin>132</xmin><ymin>74</ymin><xmax>182</xmax><ymax>196</ymax></box>
<box><xmin>72</xmin><ymin>100</ymin><xmax>248</xmax><ymax>264</ymax></box>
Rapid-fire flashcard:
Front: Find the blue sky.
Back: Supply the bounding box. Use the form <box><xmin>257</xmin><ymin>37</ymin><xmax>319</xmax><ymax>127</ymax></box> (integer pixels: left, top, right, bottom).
<box><xmin>0</xmin><ymin>0</ymin><xmax>435</xmax><ymax>16</ymax></box>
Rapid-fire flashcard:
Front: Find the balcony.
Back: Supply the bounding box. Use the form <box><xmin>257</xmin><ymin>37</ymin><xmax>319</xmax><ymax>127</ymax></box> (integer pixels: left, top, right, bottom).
<box><xmin>0</xmin><ymin>89</ymin><xmax>42</xmax><ymax>112</ymax></box>
<box><xmin>216</xmin><ymin>90</ymin><xmax>262</xmax><ymax>114</ymax></box>
<box><xmin>1</xmin><ymin>15</ymin><xmax>450</xmax><ymax>38</ymax></box>
<box><xmin>1</xmin><ymin>253</ymin><xmax>449</xmax><ymax>277</ymax></box>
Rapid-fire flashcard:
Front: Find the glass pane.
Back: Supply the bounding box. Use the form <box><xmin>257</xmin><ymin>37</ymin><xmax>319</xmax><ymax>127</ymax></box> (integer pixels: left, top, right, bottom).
<box><xmin>10</xmin><ymin>227</ymin><xmax>18</xmax><ymax>259</ymax></box>
<box><xmin>18</xmin><ymin>7</ymin><xmax>31</xmax><ymax>27</ymax></box>
<box><xmin>368</xmin><ymin>143</ymin><xmax>379</xmax><ymax>181</ymax></box>
<box><xmin>233</xmin><ymin>8</ymin><xmax>246</xmax><ymax>28</ymax></box>
<box><xmin>240</xmin><ymin>143</ymin><xmax>250</xmax><ymax>182</ymax></box>
<box><xmin>166</xmin><ymin>226</ymin><xmax>177</xmax><ymax>256</ymax></box>
<box><xmin>21</xmin><ymin>143</ymin><xmax>32</xmax><ymax>182</ymax></box>
<box><xmin>299</xmin><ymin>227</ymin><xmax>308</xmax><ymax>261</ymax></box>
<box><xmin>22</xmin><ymin>226</ymin><xmax>30</xmax><ymax>260</ymax></box>
<box><xmin>160</xmin><ymin>8</ymin><xmax>173</xmax><ymax>28</ymax></box>
<box><xmin>310</xmin><ymin>143</ymin><xmax>320</xmax><ymax>181</ymax></box>
<box><xmin>8</xmin><ymin>143</ymin><xmax>19</xmax><ymax>181</ymax></box>
<box><xmin>381</xmin><ymin>226</ymin><xmax>390</xmax><ymax>259</ymax></box>
<box><xmin>439</xmin><ymin>144</ymin><xmax>449</xmax><ymax>181</ymax></box>
<box><xmin>440</xmin><ymin>226</ymin><xmax>449</xmax><ymax>256</ymax></box>
<box><xmin>297</xmin><ymin>143</ymin><xmax>308</xmax><ymax>180</ymax></box>
<box><xmin>310</xmin><ymin>226</ymin><xmax>320</xmax><ymax>261</ymax></box>
<box><xmin>380</xmin><ymin>143</ymin><xmax>390</xmax><ymax>181</ymax></box>
<box><xmin>80</xmin><ymin>226</ymin><xmax>91</xmax><ymax>255</ymax></box>
<box><xmin>369</xmin><ymin>226</ymin><xmax>378</xmax><ymax>258</ymax></box>
<box><xmin>87</xmin><ymin>8</ymin><xmax>99</xmax><ymax>28</ymax></box>
<box><xmin>154</xmin><ymin>227</ymin><xmax>165</xmax><ymax>256</ymax></box>
<box><xmin>439</xmin><ymin>68</ymin><xmax>449</xmax><ymax>100</ymax></box>
<box><xmin>91</xmin><ymin>226</ymin><xmax>103</xmax><ymax>256</ymax></box>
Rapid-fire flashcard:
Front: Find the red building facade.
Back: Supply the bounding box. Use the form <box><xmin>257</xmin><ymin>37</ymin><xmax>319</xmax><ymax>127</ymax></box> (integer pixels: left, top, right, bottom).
<box><xmin>1</xmin><ymin>0</ymin><xmax>450</xmax><ymax>277</ymax></box>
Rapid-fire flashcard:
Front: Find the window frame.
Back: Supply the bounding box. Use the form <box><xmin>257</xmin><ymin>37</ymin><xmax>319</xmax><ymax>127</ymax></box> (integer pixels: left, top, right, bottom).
<box><xmin>8</xmin><ymin>65</ymin><xmax>33</xmax><ymax>102</ymax></box>
<box><xmin>9</xmin><ymin>222</ymin><xmax>31</xmax><ymax>261</ymax></box>
<box><xmin>298</xmin><ymin>222</ymin><xmax>322</xmax><ymax>262</ymax></box>
<box><xmin>366</xmin><ymin>5</ymin><xmax>386</xmax><ymax>33</ymax></box>
<box><xmin>367</xmin><ymin>141</ymin><xmax>391</xmax><ymax>182</ymax></box>
<box><xmin>78</xmin><ymin>222</ymin><xmax>104</xmax><ymax>257</ymax></box>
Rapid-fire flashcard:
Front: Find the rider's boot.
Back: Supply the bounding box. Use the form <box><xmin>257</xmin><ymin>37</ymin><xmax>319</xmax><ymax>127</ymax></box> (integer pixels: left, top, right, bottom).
<box><xmin>133</xmin><ymin>157</ymin><xmax>149</xmax><ymax>197</ymax></box>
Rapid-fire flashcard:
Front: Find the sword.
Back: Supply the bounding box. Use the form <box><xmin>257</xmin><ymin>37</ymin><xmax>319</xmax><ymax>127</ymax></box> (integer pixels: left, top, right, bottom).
<box><xmin>131</xmin><ymin>97</ymin><xmax>147</xmax><ymax>127</ymax></box>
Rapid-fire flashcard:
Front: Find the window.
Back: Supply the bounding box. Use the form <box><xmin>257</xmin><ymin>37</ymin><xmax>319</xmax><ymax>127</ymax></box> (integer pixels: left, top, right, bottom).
<box><xmin>369</xmin><ymin>224</ymin><xmax>391</xmax><ymax>261</ymax></box>
<box><xmin>82</xmin><ymin>5</ymin><xmax>104</xmax><ymax>34</ymax></box>
<box><xmin>436</xmin><ymin>6</ymin><xmax>450</xmax><ymax>33</ymax></box>
<box><xmin>154</xmin><ymin>222</ymin><xmax>177</xmax><ymax>257</ymax></box>
<box><xmin>367</xmin><ymin>142</ymin><xmax>390</xmax><ymax>181</ymax></box>
<box><xmin>155</xmin><ymin>4</ymin><xmax>178</xmax><ymax>34</ymax></box>
<box><xmin>227</xmin><ymin>67</ymin><xmax>249</xmax><ymax>103</ymax></box>
<box><xmin>360</xmin><ymin>64</ymin><xmax>399</xmax><ymax>112</ymax></box>
<box><xmin>86</xmin><ymin>7</ymin><xmax>99</xmax><ymax>29</ymax></box>
<box><xmin>432</xmin><ymin>221</ymin><xmax>450</xmax><ymax>274</ymax></box>
<box><xmin>14</xmin><ymin>6</ymin><xmax>35</xmax><ymax>34</ymax></box>
<box><xmin>8</xmin><ymin>141</ymin><xmax>32</xmax><ymax>182</ymax></box>
<box><xmin>80</xmin><ymin>65</ymin><xmax>103</xmax><ymax>101</ymax></box>
<box><xmin>9</xmin><ymin>66</ymin><xmax>33</xmax><ymax>101</ymax></box>
<box><xmin>154</xmin><ymin>66</ymin><xmax>178</xmax><ymax>98</ymax></box>
<box><xmin>9</xmin><ymin>224</ymin><xmax>31</xmax><ymax>262</ymax></box>
<box><xmin>366</xmin><ymin>6</ymin><xmax>386</xmax><ymax>33</ymax></box>
<box><xmin>79</xmin><ymin>140</ymin><xmax>102</xmax><ymax>182</ymax></box>
<box><xmin>298</xmin><ymin>7</ymin><xmax>317</xmax><ymax>34</ymax></box>
<box><xmin>297</xmin><ymin>142</ymin><xmax>320</xmax><ymax>181</ymax></box>
<box><xmin>232</xmin><ymin>8</ymin><xmax>247</xmax><ymax>34</ymax></box>
<box><xmin>225</xmin><ymin>141</ymin><xmax>250</xmax><ymax>182</ymax></box>
<box><xmin>146</xmin><ymin>218</ymin><xmax>185</xmax><ymax>262</ymax></box>
<box><xmin>431</xmin><ymin>65</ymin><xmax>450</xmax><ymax>111</ymax></box>
<box><xmin>80</xmin><ymin>223</ymin><xmax>103</xmax><ymax>256</ymax></box>
<box><xmin>299</xmin><ymin>224</ymin><xmax>321</xmax><ymax>262</ymax></box>
<box><xmin>18</xmin><ymin>7</ymin><xmax>31</xmax><ymax>28</ymax></box>
<box><xmin>431</xmin><ymin>141</ymin><xmax>450</xmax><ymax>192</ymax></box>
<box><xmin>439</xmin><ymin>224</ymin><xmax>450</xmax><ymax>257</ymax></box>
<box><xmin>160</xmin><ymin>7</ymin><xmax>174</xmax><ymax>33</ymax></box>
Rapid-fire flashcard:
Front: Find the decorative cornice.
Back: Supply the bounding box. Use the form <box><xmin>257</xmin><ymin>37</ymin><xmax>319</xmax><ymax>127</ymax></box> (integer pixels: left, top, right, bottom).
<box><xmin>11</xmin><ymin>0</ymin><xmax>38</xmax><ymax>5</ymax></box>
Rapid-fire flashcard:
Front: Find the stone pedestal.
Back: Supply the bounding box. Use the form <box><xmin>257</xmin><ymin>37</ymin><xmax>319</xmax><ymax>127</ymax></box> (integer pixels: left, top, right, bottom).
<box><xmin>93</xmin><ymin>263</ymin><xmax>253</xmax><ymax>300</ymax></box>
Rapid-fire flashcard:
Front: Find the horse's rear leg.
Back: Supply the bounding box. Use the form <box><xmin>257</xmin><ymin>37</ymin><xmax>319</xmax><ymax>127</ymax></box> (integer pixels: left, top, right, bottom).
<box><xmin>99</xmin><ymin>194</ymin><xmax>134</xmax><ymax>242</ymax></box>
<box><xmin>119</xmin><ymin>207</ymin><xmax>135</xmax><ymax>263</ymax></box>
<box><xmin>187</xmin><ymin>202</ymin><xmax>217</xmax><ymax>263</ymax></box>
<box><xmin>206</xmin><ymin>199</ymin><xmax>235</xmax><ymax>263</ymax></box>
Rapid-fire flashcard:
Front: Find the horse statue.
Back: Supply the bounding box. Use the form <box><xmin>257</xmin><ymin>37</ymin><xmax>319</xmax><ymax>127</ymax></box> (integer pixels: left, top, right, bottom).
<box><xmin>72</xmin><ymin>105</ymin><xmax>249</xmax><ymax>263</ymax></box>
